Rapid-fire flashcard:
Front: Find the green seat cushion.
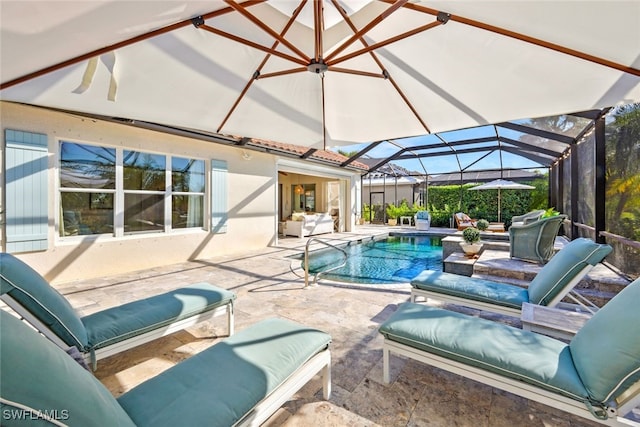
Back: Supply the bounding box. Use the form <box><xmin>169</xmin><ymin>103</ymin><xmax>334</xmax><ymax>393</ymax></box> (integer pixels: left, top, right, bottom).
<box><xmin>0</xmin><ymin>253</ymin><xmax>88</xmax><ymax>349</ymax></box>
<box><xmin>570</xmin><ymin>277</ymin><xmax>640</xmax><ymax>405</ymax></box>
<box><xmin>411</xmin><ymin>270</ymin><xmax>528</xmax><ymax>309</ymax></box>
<box><xmin>82</xmin><ymin>282</ymin><xmax>236</xmax><ymax>351</ymax></box>
<box><xmin>380</xmin><ymin>302</ymin><xmax>589</xmax><ymax>402</ymax></box>
<box><xmin>527</xmin><ymin>238</ymin><xmax>612</xmax><ymax>305</ymax></box>
<box><xmin>0</xmin><ymin>310</ymin><xmax>136</xmax><ymax>427</ymax></box>
<box><xmin>118</xmin><ymin>317</ymin><xmax>331</xmax><ymax>427</ymax></box>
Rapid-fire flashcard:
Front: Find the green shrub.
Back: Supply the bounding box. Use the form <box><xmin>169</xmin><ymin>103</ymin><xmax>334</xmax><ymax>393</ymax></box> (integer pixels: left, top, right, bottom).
<box><xmin>386</xmin><ymin>203</ymin><xmax>402</xmax><ymax>219</ymax></box>
<box><xmin>476</xmin><ymin>219</ymin><xmax>489</xmax><ymax>231</ymax></box>
<box><xmin>462</xmin><ymin>227</ymin><xmax>481</xmax><ymax>243</ymax></box>
<box><xmin>362</xmin><ymin>203</ymin><xmax>372</xmax><ymax>222</ymax></box>
<box><xmin>386</xmin><ymin>199</ymin><xmax>412</xmax><ymax>219</ymax></box>
<box><xmin>541</xmin><ymin>207</ymin><xmax>560</xmax><ymax>218</ymax></box>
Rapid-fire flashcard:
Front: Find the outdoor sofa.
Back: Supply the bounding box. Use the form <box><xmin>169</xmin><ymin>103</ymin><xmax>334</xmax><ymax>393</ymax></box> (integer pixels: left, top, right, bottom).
<box><xmin>0</xmin><ymin>253</ymin><xmax>236</xmax><ymax>370</ymax></box>
<box><xmin>379</xmin><ymin>276</ymin><xmax>640</xmax><ymax>425</ymax></box>
<box><xmin>410</xmin><ymin>238</ymin><xmax>612</xmax><ymax>316</ymax></box>
<box><xmin>0</xmin><ymin>310</ymin><xmax>332</xmax><ymax>426</ymax></box>
<box><xmin>284</xmin><ymin>212</ymin><xmax>334</xmax><ymax>238</ymax></box>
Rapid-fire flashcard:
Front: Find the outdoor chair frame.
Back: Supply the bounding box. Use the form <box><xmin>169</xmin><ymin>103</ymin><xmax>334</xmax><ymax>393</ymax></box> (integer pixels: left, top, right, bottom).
<box><xmin>382</xmin><ymin>277</ymin><xmax>640</xmax><ymax>426</ymax></box>
<box><xmin>0</xmin><ymin>253</ymin><xmax>235</xmax><ymax>369</ymax></box>
<box><xmin>410</xmin><ymin>238</ymin><xmax>611</xmax><ymax>317</ymax></box>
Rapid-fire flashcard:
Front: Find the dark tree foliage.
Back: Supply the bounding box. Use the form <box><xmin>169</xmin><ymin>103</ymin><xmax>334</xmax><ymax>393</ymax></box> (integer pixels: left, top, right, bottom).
<box><xmin>606</xmin><ymin>103</ymin><xmax>640</xmax><ymax>241</ymax></box>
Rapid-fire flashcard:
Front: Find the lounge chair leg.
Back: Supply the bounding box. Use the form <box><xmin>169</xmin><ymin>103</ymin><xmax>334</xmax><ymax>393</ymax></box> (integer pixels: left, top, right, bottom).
<box><xmin>228</xmin><ymin>303</ymin><xmax>235</xmax><ymax>336</ymax></box>
<box><xmin>383</xmin><ymin>346</ymin><xmax>390</xmax><ymax>384</ymax></box>
<box><xmin>410</xmin><ymin>292</ymin><xmax>425</xmax><ymax>303</ymax></box>
<box><xmin>322</xmin><ymin>357</ymin><xmax>332</xmax><ymax>400</ymax></box>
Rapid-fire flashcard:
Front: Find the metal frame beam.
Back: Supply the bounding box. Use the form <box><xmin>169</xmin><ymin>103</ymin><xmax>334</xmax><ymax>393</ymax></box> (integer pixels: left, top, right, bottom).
<box><xmin>594</xmin><ymin>113</ymin><xmax>607</xmax><ymax>244</ymax></box>
<box><xmin>498</xmin><ymin>136</ymin><xmax>565</xmax><ymax>157</ymax></box>
<box><xmin>496</xmin><ymin>122</ymin><xmax>575</xmax><ymax>144</ymax></box>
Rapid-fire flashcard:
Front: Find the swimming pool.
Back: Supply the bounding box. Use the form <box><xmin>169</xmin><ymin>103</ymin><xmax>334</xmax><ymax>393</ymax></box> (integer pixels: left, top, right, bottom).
<box><xmin>303</xmin><ymin>235</ymin><xmax>443</xmax><ymax>284</ymax></box>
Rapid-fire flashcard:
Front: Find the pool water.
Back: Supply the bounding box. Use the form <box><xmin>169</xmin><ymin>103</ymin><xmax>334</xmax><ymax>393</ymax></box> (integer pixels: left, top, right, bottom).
<box><xmin>304</xmin><ymin>235</ymin><xmax>443</xmax><ymax>284</ymax></box>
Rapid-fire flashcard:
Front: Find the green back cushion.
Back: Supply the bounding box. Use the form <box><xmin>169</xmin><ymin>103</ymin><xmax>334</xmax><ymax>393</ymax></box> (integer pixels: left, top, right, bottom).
<box><xmin>0</xmin><ymin>310</ymin><xmax>135</xmax><ymax>426</ymax></box>
<box><xmin>570</xmin><ymin>277</ymin><xmax>640</xmax><ymax>404</ymax></box>
<box><xmin>527</xmin><ymin>238</ymin><xmax>612</xmax><ymax>305</ymax></box>
<box><xmin>0</xmin><ymin>253</ymin><xmax>88</xmax><ymax>349</ymax></box>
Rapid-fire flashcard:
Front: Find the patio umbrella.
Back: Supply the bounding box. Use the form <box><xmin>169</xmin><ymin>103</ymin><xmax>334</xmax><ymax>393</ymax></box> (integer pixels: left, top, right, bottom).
<box><xmin>468</xmin><ymin>179</ymin><xmax>535</xmax><ymax>222</ymax></box>
<box><xmin>1</xmin><ymin>1</ymin><xmax>639</xmax><ymax>149</ymax></box>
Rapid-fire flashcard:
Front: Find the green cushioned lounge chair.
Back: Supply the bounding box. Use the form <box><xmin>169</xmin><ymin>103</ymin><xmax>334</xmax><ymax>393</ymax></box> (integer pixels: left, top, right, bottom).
<box><xmin>380</xmin><ymin>277</ymin><xmax>640</xmax><ymax>425</ymax></box>
<box><xmin>0</xmin><ymin>311</ymin><xmax>332</xmax><ymax>427</ymax></box>
<box><xmin>0</xmin><ymin>253</ymin><xmax>236</xmax><ymax>370</ymax></box>
<box><xmin>411</xmin><ymin>238</ymin><xmax>612</xmax><ymax>316</ymax></box>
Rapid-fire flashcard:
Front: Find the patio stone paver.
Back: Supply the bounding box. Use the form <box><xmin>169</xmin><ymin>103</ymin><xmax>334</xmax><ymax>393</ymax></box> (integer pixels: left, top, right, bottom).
<box><xmin>53</xmin><ymin>227</ymin><xmax>626</xmax><ymax>426</ymax></box>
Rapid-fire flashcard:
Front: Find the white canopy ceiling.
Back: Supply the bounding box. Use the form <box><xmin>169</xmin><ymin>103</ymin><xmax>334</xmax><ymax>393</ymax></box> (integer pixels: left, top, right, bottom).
<box><xmin>2</xmin><ymin>1</ymin><xmax>639</xmax><ymax>149</ymax></box>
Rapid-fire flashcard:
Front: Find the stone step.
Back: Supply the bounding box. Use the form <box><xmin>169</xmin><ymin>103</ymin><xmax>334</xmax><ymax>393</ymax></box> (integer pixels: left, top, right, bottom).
<box><xmin>472</xmin><ymin>249</ymin><xmax>541</xmax><ymax>282</ymax></box>
<box><xmin>470</xmin><ymin>249</ymin><xmax>630</xmax><ymax>308</ymax></box>
<box><xmin>575</xmin><ymin>263</ymin><xmax>630</xmax><ymax>294</ymax></box>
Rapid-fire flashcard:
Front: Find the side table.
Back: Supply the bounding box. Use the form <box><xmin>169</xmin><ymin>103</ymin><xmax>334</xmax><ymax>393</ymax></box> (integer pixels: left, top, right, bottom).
<box><xmin>400</xmin><ymin>216</ymin><xmax>412</xmax><ymax>227</ymax></box>
<box><xmin>521</xmin><ymin>303</ymin><xmax>592</xmax><ymax>340</ymax></box>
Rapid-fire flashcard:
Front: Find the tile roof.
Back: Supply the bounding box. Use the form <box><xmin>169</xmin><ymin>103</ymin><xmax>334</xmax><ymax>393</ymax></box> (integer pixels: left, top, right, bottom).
<box><xmin>248</xmin><ymin>138</ymin><xmax>368</xmax><ymax>171</ymax></box>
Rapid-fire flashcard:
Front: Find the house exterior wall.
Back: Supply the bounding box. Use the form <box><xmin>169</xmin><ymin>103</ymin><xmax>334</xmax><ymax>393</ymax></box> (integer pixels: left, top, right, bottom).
<box><xmin>0</xmin><ymin>102</ymin><xmax>357</xmax><ymax>284</ymax></box>
<box><xmin>362</xmin><ymin>183</ymin><xmax>417</xmax><ymax>207</ymax></box>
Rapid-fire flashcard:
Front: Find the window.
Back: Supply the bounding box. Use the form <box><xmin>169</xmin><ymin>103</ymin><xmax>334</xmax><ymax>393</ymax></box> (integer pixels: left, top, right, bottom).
<box><xmin>123</xmin><ymin>150</ymin><xmax>166</xmax><ymax>233</ymax></box>
<box><xmin>59</xmin><ymin>142</ymin><xmax>205</xmax><ymax>237</ymax></box>
<box><xmin>172</xmin><ymin>157</ymin><xmax>205</xmax><ymax>229</ymax></box>
<box><xmin>60</xmin><ymin>142</ymin><xmax>116</xmax><ymax>236</ymax></box>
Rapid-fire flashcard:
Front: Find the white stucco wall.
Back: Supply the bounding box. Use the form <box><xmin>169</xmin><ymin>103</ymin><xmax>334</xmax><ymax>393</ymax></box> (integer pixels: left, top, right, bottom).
<box><xmin>1</xmin><ymin>102</ymin><xmax>281</xmax><ymax>283</ymax></box>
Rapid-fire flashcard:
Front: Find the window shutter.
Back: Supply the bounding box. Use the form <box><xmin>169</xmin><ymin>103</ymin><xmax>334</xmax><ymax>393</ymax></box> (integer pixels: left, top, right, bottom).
<box><xmin>210</xmin><ymin>159</ymin><xmax>227</xmax><ymax>233</ymax></box>
<box><xmin>4</xmin><ymin>130</ymin><xmax>48</xmax><ymax>253</ymax></box>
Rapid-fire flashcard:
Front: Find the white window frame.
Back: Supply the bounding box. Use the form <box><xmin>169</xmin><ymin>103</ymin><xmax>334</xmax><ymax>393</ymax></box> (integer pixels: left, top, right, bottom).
<box><xmin>57</xmin><ymin>140</ymin><xmax>207</xmax><ymax>242</ymax></box>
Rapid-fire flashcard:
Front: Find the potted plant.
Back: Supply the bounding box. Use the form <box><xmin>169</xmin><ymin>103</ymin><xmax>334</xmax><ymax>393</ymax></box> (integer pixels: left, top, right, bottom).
<box><xmin>541</xmin><ymin>207</ymin><xmax>560</xmax><ymax>218</ymax></box>
<box><xmin>386</xmin><ymin>203</ymin><xmax>402</xmax><ymax>226</ymax></box>
<box><xmin>476</xmin><ymin>219</ymin><xmax>489</xmax><ymax>231</ymax></box>
<box><xmin>460</xmin><ymin>227</ymin><xmax>483</xmax><ymax>256</ymax></box>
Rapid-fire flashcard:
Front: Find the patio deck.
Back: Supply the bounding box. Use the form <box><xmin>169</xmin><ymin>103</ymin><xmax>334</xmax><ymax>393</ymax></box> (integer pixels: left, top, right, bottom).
<box><xmin>51</xmin><ymin>226</ymin><xmax>633</xmax><ymax>426</ymax></box>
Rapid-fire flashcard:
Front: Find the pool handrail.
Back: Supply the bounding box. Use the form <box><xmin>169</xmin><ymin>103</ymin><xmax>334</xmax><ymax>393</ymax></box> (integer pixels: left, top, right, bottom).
<box><xmin>304</xmin><ymin>238</ymin><xmax>348</xmax><ymax>287</ymax></box>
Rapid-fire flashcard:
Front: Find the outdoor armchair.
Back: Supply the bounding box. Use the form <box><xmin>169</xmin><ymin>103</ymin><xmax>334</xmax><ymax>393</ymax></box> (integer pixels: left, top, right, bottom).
<box><xmin>511</xmin><ymin>209</ymin><xmax>545</xmax><ymax>226</ymax></box>
<box><xmin>414</xmin><ymin>210</ymin><xmax>431</xmax><ymax>230</ymax></box>
<box><xmin>510</xmin><ymin>214</ymin><xmax>568</xmax><ymax>263</ymax></box>
<box><xmin>454</xmin><ymin>212</ymin><xmax>477</xmax><ymax>230</ymax></box>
